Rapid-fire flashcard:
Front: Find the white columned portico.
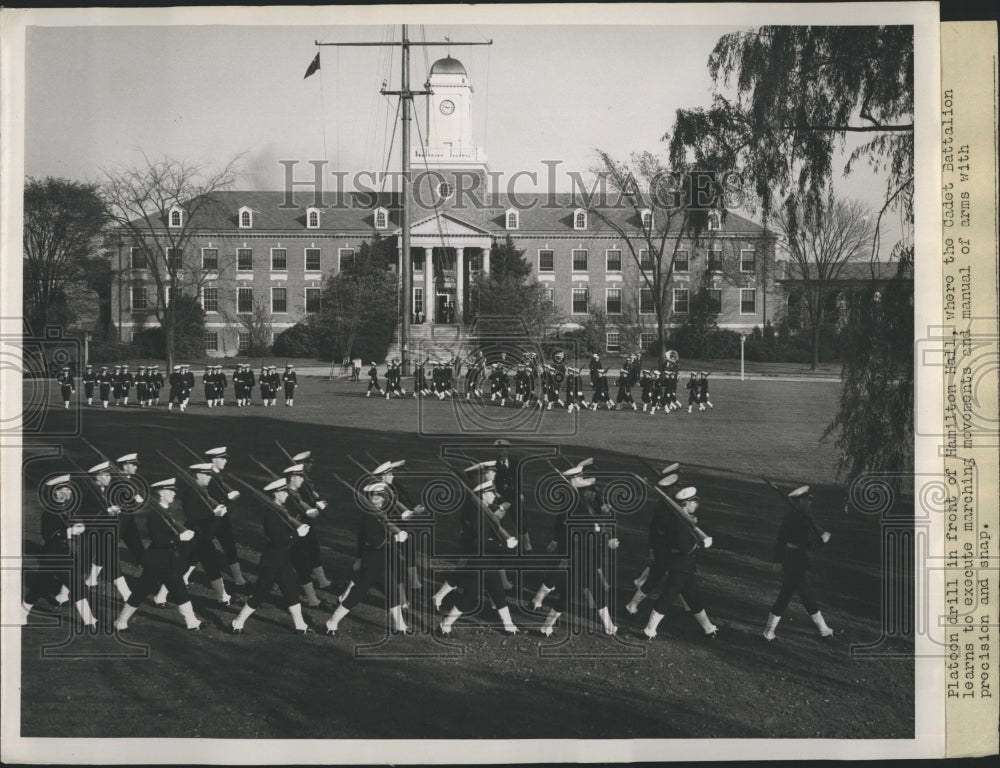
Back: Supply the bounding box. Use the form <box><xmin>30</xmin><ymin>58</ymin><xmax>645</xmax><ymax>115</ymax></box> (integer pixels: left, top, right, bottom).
<box><xmin>455</xmin><ymin>247</ymin><xmax>465</xmax><ymax>325</ymax></box>
<box><xmin>482</xmin><ymin>250</ymin><xmax>490</xmax><ymax>275</ymax></box>
<box><xmin>424</xmin><ymin>247</ymin><xmax>434</xmax><ymax>323</ymax></box>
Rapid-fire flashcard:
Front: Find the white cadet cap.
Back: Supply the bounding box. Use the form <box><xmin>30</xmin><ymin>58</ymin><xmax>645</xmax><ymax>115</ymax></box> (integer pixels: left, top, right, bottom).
<box><xmin>88</xmin><ymin>461</ymin><xmax>111</xmax><ymax>474</ymax></box>
<box><xmin>788</xmin><ymin>485</ymin><xmax>812</xmax><ymax>498</ymax></box>
<box><xmin>189</xmin><ymin>463</ymin><xmax>214</xmax><ymax>473</ymax></box>
<box><xmin>283</xmin><ymin>464</ymin><xmax>304</xmax><ymax>475</ymax></box>
<box><xmin>570</xmin><ymin>476</ymin><xmax>596</xmax><ymax>488</ymax></box>
<box><xmin>675</xmin><ymin>486</ymin><xmax>698</xmax><ymax>502</ymax></box>
<box><xmin>264</xmin><ymin>478</ymin><xmax>287</xmax><ymax>493</ymax></box>
<box><xmin>561</xmin><ymin>466</ymin><xmax>583</xmax><ymax>478</ymax></box>
<box><xmin>464</xmin><ymin>460</ymin><xmax>497</xmax><ymax>473</ymax></box>
<box><xmin>151</xmin><ymin>478</ymin><xmax>176</xmax><ymax>490</ymax></box>
<box><xmin>658</xmin><ymin>474</ymin><xmax>679</xmax><ymax>488</ymax></box>
<box><xmin>116</xmin><ymin>453</ymin><xmax>139</xmax><ymax>464</ymax></box>
<box><xmin>292</xmin><ymin>451</ymin><xmax>312</xmax><ymax>462</ymax></box>
<box><xmin>473</xmin><ymin>480</ymin><xmax>495</xmax><ymax>494</ymax></box>
<box><xmin>45</xmin><ymin>474</ymin><xmax>71</xmax><ymax>487</ymax></box>
<box><xmin>494</xmin><ymin>439</ymin><xmax>511</xmax><ymax>447</ymax></box>
<box><xmin>660</xmin><ymin>462</ymin><xmax>680</xmax><ymax>475</ymax></box>
<box><xmin>205</xmin><ymin>447</ymin><xmax>227</xmax><ymax>458</ymax></box>
<box><xmin>364</xmin><ymin>482</ymin><xmax>387</xmax><ymax>495</ymax></box>
<box><xmin>373</xmin><ymin>460</ymin><xmax>405</xmax><ymax>475</ymax></box>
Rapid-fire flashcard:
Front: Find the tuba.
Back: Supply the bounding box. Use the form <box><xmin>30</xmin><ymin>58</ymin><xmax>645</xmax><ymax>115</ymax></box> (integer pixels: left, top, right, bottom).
<box><xmin>665</xmin><ymin>349</ymin><xmax>679</xmax><ymax>363</ymax></box>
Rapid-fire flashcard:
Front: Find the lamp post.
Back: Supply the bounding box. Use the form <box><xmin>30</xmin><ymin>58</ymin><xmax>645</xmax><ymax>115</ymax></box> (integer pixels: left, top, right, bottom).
<box><xmin>114</xmin><ymin>233</ymin><xmax>124</xmax><ymax>342</ymax></box>
<box><xmin>740</xmin><ymin>332</ymin><xmax>747</xmax><ymax>382</ymax></box>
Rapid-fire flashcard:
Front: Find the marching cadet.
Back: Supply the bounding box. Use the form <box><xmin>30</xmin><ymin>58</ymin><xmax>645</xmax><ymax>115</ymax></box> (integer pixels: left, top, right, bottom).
<box><xmin>588</xmin><ymin>353</ymin><xmax>601</xmax><ymax>391</ymax></box>
<box><xmin>98</xmin><ymin>366</ymin><xmax>112</xmax><ymax>408</ymax></box>
<box><xmin>373</xmin><ymin>459</ymin><xmax>425</xmax><ymax>598</ymax></box>
<box><xmin>282</xmin><ymin>463</ymin><xmax>324</xmax><ymax>607</ymax></box>
<box><xmin>639</xmin><ymin>486</ymin><xmax>720</xmax><ymax>641</ymax></box>
<box><xmin>21</xmin><ymin>474</ymin><xmax>97</xmax><ymax>628</ymax></box>
<box><xmin>464</xmin><ymin>352</ymin><xmax>484</xmax><ymax>398</ymax></box>
<box><xmin>640</xmin><ymin>370</ymin><xmax>654</xmax><ymax>412</ymax></box>
<box><xmin>564</xmin><ymin>367</ymin><xmax>584</xmax><ymax>413</ymax></box>
<box><xmin>167</xmin><ymin>365</ymin><xmax>185</xmax><ymax>411</ymax></box>
<box><xmin>325</xmin><ymin>481</ymin><xmax>411</xmax><ymax>636</ymax></box>
<box><xmin>120</xmin><ymin>364</ymin><xmax>134</xmax><ymax>406</ymax></box>
<box><xmin>629</xmin><ymin>462</ymin><xmax>680</xmax><ymax>593</ymax></box>
<box><xmin>269</xmin><ymin>366</ymin><xmax>282</xmax><ymax>404</ymax></box>
<box><xmin>282</xmin><ymin>364</ymin><xmax>297</xmax><ymax>406</ymax></box>
<box><xmin>365</xmin><ymin>361</ymin><xmax>383</xmax><ymax>397</ymax></box>
<box><xmin>79</xmin><ymin>461</ymin><xmax>130</xmax><ymax>600</ymax></box>
<box><xmin>204</xmin><ymin>446</ymin><xmax>247</xmax><ymax>587</ymax></box>
<box><xmin>698</xmin><ymin>371</ymin><xmax>713</xmax><ymax>411</ymax></box>
<box><xmin>230</xmin><ymin>476</ymin><xmax>312</xmax><ymax>635</ymax></box>
<box><xmin>82</xmin><ymin>364</ymin><xmax>96</xmax><ymax>405</ymax></box>
<box><xmin>763</xmin><ymin>485</ymin><xmax>835</xmax><ymax>642</ymax></box>
<box><xmin>182</xmin><ymin>364</ymin><xmax>195</xmax><ymax>408</ymax></box>
<box><xmin>114</xmin><ymin>478</ymin><xmax>203</xmax><ymax>632</ymax></box>
<box><xmin>155</xmin><ymin>462</ymin><xmax>232</xmax><ymax>607</ymax></box>
<box><xmin>665</xmin><ymin>370</ymin><xmax>679</xmax><ymax>411</ymax></box>
<box><xmin>615</xmin><ymin>367</ymin><xmax>637</xmax><ymax>411</ymax></box>
<box><xmin>134</xmin><ymin>366</ymin><xmax>147</xmax><ymax>407</ymax></box>
<box><xmin>438</xmin><ymin>479</ymin><xmax>520</xmax><ymax>636</ymax></box>
<box><xmin>150</xmin><ymin>365</ymin><xmax>164</xmax><ymax>405</ymax></box>
<box><xmin>233</xmin><ymin>363</ymin><xmax>247</xmax><ymax>406</ymax></box>
<box><xmin>203</xmin><ymin>365</ymin><xmax>217</xmax><ymax>407</ymax></box>
<box><xmin>215</xmin><ymin>365</ymin><xmax>228</xmax><ymax>406</ymax></box>
<box><xmin>245</xmin><ymin>363</ymin><xmax>257</xmax><ymax>405</ymax></box>
<box><xmin>591</xmin><ymin>368</ymin><xmax>612</xmax><ymax>410</ymax></box>
<box><xmin>111</xmin><ymin>365</ymin><xmax>123</xmax><ymax>405</ymax></box>
<box><xmin>288</xmin><ymin>451</ymin><xmax>333</xmax><ymax>588</ymax></box>
<box><xmin>110</xmin><ymin>452</ymin><xmax>150</xmax><ymax>595</ymax></box>
<box><xmin>414</xmin><ymin>358</ymin><xmax>430</xmax><ymax>397</ymax></box>
<box><xmin>259</xmin><ymin>365</ymin><xmax>274</xmax><ymax>406</ymax></box>
<box><xmin>686</xmin><ymin>372</ymin><xmax>699</xmax><ymax>413</ymax></box>
<box><xmin>57</xmin><ymin>366</ymin><xmax>74</xmax><ymax>409</ymax></box>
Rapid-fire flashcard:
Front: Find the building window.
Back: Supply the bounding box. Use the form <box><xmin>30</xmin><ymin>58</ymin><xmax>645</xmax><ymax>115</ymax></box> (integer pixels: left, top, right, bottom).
<box><xmin>572</xmin><ymin>249</ymin><xmax>588</xmax><ymax>272</ymax></box>
<box><xmin>305</xmin><ymin>287</ymin><xmax>321</xmax><ymax>313</ymax></box>
<box><xmin>130</xmin><ymin>247</ymin><xmax>148</xmax><ymax>270</ymax></box>
<box><xmin>708</xmin><ymin>210</ymin><xmax>721</xmax><ymax>231</ymax></box>
<box><xmin>239</xmin><ymin>207</ymin><xmax>253</xmax><ymax>229</ymax></box>
<box><xmin>538</xmin><ymin>249</ymin><xmax>554</xmax><ymax>272</ymax></box>
<box><xmin>168</xmin><ymin>207</ymin><xmax>183</xmax><ymax>228</ymax></box>
<box><xmin>339</xmin><ymin>248</ymin><xmax>356</xmax><ymax>272</ymax></box>
<box><xmin>237</xmin><ymin>332</ymin><xmax>250</xmax><ymax>354</ymax></box>
<box><xmin>413</xmin><ymin>287</ymin><xmax>423</xmax><ymax>316</ymax></box>
<box><xmin>237</xmin><ymin>248</ymin><xmax>253</xmax><ymax>271</ymax></box>
<box><xmin>641</xmin><ymin>209</ymin><xmax>653</xmax><ymax>230</ymax></box>
<box><xmin>271</xmin><ymin>248</ymin><xmax>287</xmax><ymax>271</ymax></box>
<box><xmin>205</xmin><ymin>332</ymin><xmax>218</xmax><ymax>352</ymax></box>
<box><xmin>674</xmin><ymin>249</ymin><xmax>689</xmax><ymax>273</ymax></box>
<box><xmin>606</xmin><ymin>287</ymin><xmax>622</xmax><ymax>315</ymax></box>
<box><xmin>573</xmin><ymin>209</ymin><xmax>587</xmax><ymax>230</ymax></box>
<box><xmin>740</xmin><ymin>248</ymin><xmax>756</xmax><ymax>272</ymax></box>
<box><xmin>272</xmin><ymin>287</ymin><xmax>287</xmax><ymax>313</ymax></box>
<box><xmin>543</xmin><ymin>286</ymin><xmax>554</xmax><ymax>305</ymax></box>
<box><xmin>237</xmin><ymin>287</ymin><xmax>253</xmax><ymax>314</ymax></box>
<box><xmin>506</xmin><ymin>209</ymin><xmax>519</xmax><ymax>229</ymax></box>
<box><xmin>572</xmin><ymin>288</ymin><xmax>589</xmax><ymax>314</ymax></box>
<box><xmin>639</xmin><ymin>249</ymin><xmax>654</xmax><ymax>271</ymax></box>
<box><xmin>707</xmin><ymin>248</ymin><xmax>723</xmax><ymax>273</ymax></box>
<box><xmin>708</xmin><ymin>289</ymin><xmax>723</xmax><ymax>314</ymax></box>
<box><xmin>640</xmin><ymin>331</ymin><xmax>656</xmax><ymax>350</ymax></box>
<box><xmin>201</xmin><ymin>248</ymin><xmax>219</xmax><ymax>271</ymax></box>
<box><xmin>741</xmin><ymin>288</ymin><xmax>757</xmax><ymax>314</ymax></box>
<box><xmin>305</xmin><ymin>248</ymin><xmax>321</xmax><ymax>272</ymax></box>
<box><xmin>375</xmin><ymin>208</ymin><xmax>388</xmax><ymax>229</ymax></box>
<box><xmin>469</xmin><ymin>252</ymin><xmax>482</xmax><ymax>272</ymax></box>
<box><xmin>606</xmin><ymin>332</ymin><xmax>621</xmax><ymax>353</ymax></box>
<box><xmin>307</xmin><ymin>208</ymin><xmax>320</xmax><ymax>229</ymax></box>
<box><xmin>202</xmin><ymin>287</ymin><xmax>219</xmax><ymax>313</ymax></box>
<box><xmin>414</xmin><ymin>256</ymin><xmax>423</xmax><ymax>273</ymax></box>
<box><xmin>130</xmin><ymin>285</ymin><xmax>149</xmax><ymax>311</ymax></box>
<box><xmin>640</xmin><ymin>288</ymin><xmax>654</xmax><ymax>314</ymax></box>
<box><xmin>166</xmin><ymin>248</ymin><xmax>183</xmax><ymax>269</ymax></box>
<box><xmin>605</xmin><ymin>249</ymin><xmax>622</xmax><ymax>273</ymax></box>
<box><xmin>673</xmin><ymin>288</ymin><xmax>689</xmax><ymax>314</ymax></box>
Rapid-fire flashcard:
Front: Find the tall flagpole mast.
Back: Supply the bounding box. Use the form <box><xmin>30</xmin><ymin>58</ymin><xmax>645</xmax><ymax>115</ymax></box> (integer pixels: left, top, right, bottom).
<box><xmin>316</xmin><ymin>29</ymin><xmax>492</xmax><ymax>376</ymax></box>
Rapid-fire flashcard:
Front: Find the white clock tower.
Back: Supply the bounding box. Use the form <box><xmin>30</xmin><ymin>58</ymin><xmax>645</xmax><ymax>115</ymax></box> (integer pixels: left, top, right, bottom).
<box><xmin>414</xmin><ymin>56</ymin><xmax>487</xmax><ymax>173</ymax></box>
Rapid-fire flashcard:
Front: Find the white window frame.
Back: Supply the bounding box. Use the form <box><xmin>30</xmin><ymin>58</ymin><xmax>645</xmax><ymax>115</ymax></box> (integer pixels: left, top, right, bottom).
<box><xmin>306</xmin><ymin>207</ymin><xmax>321</xmax><ymax>229</ymax></box>
<box><xmin>639</xmin><ymin>287</ymin><xmax>655</xmax><ymax>315</ymax></box>
<box><xmin>573</xmin><ymin>209</ymin><xmax>587</xmax><ymax>230</ymax></box>
<box><xmin>641</xmin><ymin>208</ymin><xmax>653</xmax><ymax>230</ymax></box>
<box><xmin>239</xmin><ymin>206</ymin><xmax>253</xmax><ymax>229</ymax></box>
<box><xmin>640</xmin><ymin>331</ymin><xmax>656</xmax><ymax>349</ymax></box>
<box><xmin>708</xmin><ymin>210</ymin><xmax>721</xmax><ymax>231</ymax></box>
<box><xmin>202</xmin><ymin>287</ymin><xmax>219</xmax><ymax>313</ymax></box>
<box><xmin>639</xmin><ymin>248</ymin><xmax>654</xmax><ymax>272</ymax></box>
<box><xmin>271</xmin><ymin>286</ymin><xmax>288</xmax><ymax>314</ymax></box>
<box><xmin>339</xmin><ymin>247</ymin><xmax>357</xmax><ymax>272</ymax></box>
<box><xmin>237</xmin><ymin>248</ymin><xmax>253</xmax><ymax>272</ymax></box>
<box><xmin>543</xmin><ymin>285</ymin><xmax>554</xmax><ymax>305</ymax></box>
<box><xmin>571</xmin><ymin>248</ymin><xmax>588</xmax><ymax>273</ymax></box>
<box><xmin>606</xmin><ymin>287</ymin><xmax>623</xmax><ymax>315</ymax></box>
<box><xmin>130</xmin><ymin>285</ymin><xmax>149</xmax><ymax>311</ymax></box>
<box><xmin>606</xmin><ymin>332</ymin><xmax>621</xmax><ymax>353</ymax></box>
<box><xmin>374</xmin><ymin>207</ymin><xmax>388</xmax><ymax>230</ymax></box>
<box><xmin>204</xmin><ymin>331</ymin><xmax>219</xmax><ymax>352</ymax></box>
<box><xmin>708</xmin><ymin>288</ymin><xmax>723</xmax><ymax>314</ymax></box>
<box><xmin>505</xmin><ymin>208</ymin><xmax>519</xmax><ymax>230</ymax></box>
<box><xmin>168</xmin><ymin>206</ymin><xmax>183</xmax><ymax>228</ymax></box>
<box><xmin>129</xmin><ymin>246</ymin><xmax>148</xmax><ymax>270</ymax></box>
<box><xmin>270</xmin><ymin>247</ymin><xmax>288</xmax><ymax>272</ymax></box>
<box><xmin>201</xmin><ymin>247</ymin><xmax>219</xmax><ymax>271</ymax></box>
<box><xmin>740</xmin><ymin>247</ymin><xmax>756</xmax><ymax>273</ymax></box>
<box><xmin>605</xmin><ymin>248</ymin><xmax>622</xmax><ymax>273</ymax></box>
<box><xmin>673</xmin><ymin>249</ymin><xmax>690</xmax><ymax>273</ymax></box>
<box><xmin>305</xmin><ymin>287</ymin><xmax>321</xmax><ymax>314</ymax></box>
<box><xmin>237</xmin><ymin>287</ymin><xmax>254</xmax><ymax>314</ymax></box>
<box><xmin>304</xmin><ymin>248</ymin><xmax>321</xmax><ymax>273</ymax></box>
<box><xmin>673</xmin><ymin>288</ymin><xmax>689</xmax><ymax>314</ymax></box>
<box><xmin>740</xmin><ymin>288</ymin><xmax>757</xmax><ymax>315</ymax></box>
<box><xmin>237</xmin><ymin>332</ymin><xmax>251</xmax><ymax>354</ymax></box>
<box><xmin>571</xmin><ymin>287</ymin><xmax>589</xmax><ymax>315</ymax></box>
<box><xmin>538</xmin><ymin>249</ymin><xmax>554</xmax><ymax>273</ymax></box>
<box><xmin>413</xmin><ymin>286</ymin><xmax>424</xmax><ymax>316</ymax></box>
<box><xmin>707</xmin><ymin>247</ymin><xmax>723</xmax><ymax>273</ymax></box>
<box><xmin>166</xmin><ymin>247</ymin><xmax>183</xmax><ymax>270</ymax></box>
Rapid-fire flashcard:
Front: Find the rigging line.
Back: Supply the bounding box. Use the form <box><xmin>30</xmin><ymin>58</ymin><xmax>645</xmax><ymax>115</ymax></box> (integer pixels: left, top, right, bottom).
<box><xmin>318</xmin><ymin>52</ymin><xmax>329</xmax><ymax>180</ymax></box>
<box><xmin>413</xmin><ymin>113</ymin><xmax>451</xmax><ymax>272</ymax></box>
<box><xmin>379</xmin><ymin>99</ymin><xmax>401</xmax><ymax>201</ymax></box>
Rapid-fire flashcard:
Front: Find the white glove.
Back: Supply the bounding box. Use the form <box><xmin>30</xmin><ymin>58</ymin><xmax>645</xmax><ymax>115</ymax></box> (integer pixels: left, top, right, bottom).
<box><xmin>107</xmin><ymin>505</ymin><xmax>121</xmax><ymax>515</ymax></box>
<box><xmin>601</xmin><ymin>503</ymin><xmax>612</xmax><ymax>514</ymax></box>
<box><xmin>227</xmin><ymin>490</ymin><xmax>240</xmax><ymax>500</ymax></box>
<box><xmin>179</xmin><ymin>529</ymin><xmax>195</xmax><ymax>542</ymax></box>
<box><xmin>296</xmin><ymin>524</ymin><xmax>310</xmax><ymax>537</ymax></box>
<box><xmin>494</xmin><ymin>505</ymin><xmax>507</xmax><ymax>520</ymax></box>
<box><xmin>702</xmin><ymin>536</ymin><xmax>713</xmax><ymax>549</ymax></box>
<box><xmin>546</xmin><ymin>540</ymin><xmax>558</xmax><ymax>553</ymax></box>
<box><xmin>316</xmin><ymin>500</ymin><xmax>327</xmax><ymax>510</ymax></box>
<box><xmin>505</xmin><ymin>536</ymin><xmax>518</xmax><ymax>549</ymax></box>
<box><xmin>821</xmin><ymin>531</ymin><xmax>832</xmax><ymax>543</ymax></box>
<box><xmin>608</xmin><ymin>538</ymin><xmax>620</xmax><ymax>550</ymax></box>
<box><xmin>305</xmin><ymin>508</ymin><xmax>319</xmax><ymax>518</ymax></box>
<box><xmin>67</xmin><ymin>523</ymin><xmax>85</xmax><ymax>537</ymax></box>
<box><xmin>413</xmin><ymin>504</ymin><xmax>425</xmax><ymax>514</ymax></box>
<box><xmin>401</xmin><ymin>509</ymin><xmax>414</xmax><ymax>520</ymax></box>
<box><xmin>352</xmin><ymin>558</ymin><xmax>361</xmax><ymax>573</ymax></box>
<box><xmin>134</xmin><ymin>495</ymin><xmax>144</xmax><ymax>504</ymax></box>
<box><xmin>394</xmin><ymin>531</ymin><xmax>409</xmax><ymax>543</ymax></box>
<box><xmin>213</xmin><ymin>504</ymin><xmax>228</xmax><ymax>517</ymax></box>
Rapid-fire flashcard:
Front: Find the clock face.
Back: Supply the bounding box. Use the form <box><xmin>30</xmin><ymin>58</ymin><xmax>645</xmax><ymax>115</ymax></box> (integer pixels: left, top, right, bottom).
<box><xmin>439</xmin><ymin>99</ymin><xmax>455</xmax><ymax>115</ymax></box>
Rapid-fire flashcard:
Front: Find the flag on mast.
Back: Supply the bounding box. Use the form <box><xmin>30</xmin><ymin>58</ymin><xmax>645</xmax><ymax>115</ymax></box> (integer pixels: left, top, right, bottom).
<box><xmin>304</xmin><ymin>53</ymin><xmax>320</xmax><ymax>79</ymax></box>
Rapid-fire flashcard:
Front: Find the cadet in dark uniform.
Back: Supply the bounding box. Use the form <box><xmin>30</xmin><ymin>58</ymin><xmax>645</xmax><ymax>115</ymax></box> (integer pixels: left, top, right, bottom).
<box><xmin>114</xmin><ymin>478</ymin><xmax>203</xmax><ymax>631</ymax></box>
<box><xmin>181</xmin><ymin>365</ymin><xmax>195</xmax><ymax>408</ymax></box>
<box><xmin>56</xmin><ymin>366</ymin><xmax>74</xmax><ymax>409</ymax></box>
<box><xmin>120</xmin><ymin>365</ymin><xmax>134</xmax><ymax>406</ymax></box>
<box><xmin>82</xmin><ymin>364</ymin><xmax>96</xmax><ymax>405</ymax></box>
<box><xmin>98</xmin><ymin>366</ymin><xmax>112</xmax><ymax>408</ymax></box>
<box><xmin>697</xmin><ymin>371</ymin><xmax>713</xmax><ymax>411</ymax></box>
<box><xmin>204</xmin><ymin>446</ymin><xmax>246</xmax><ymax>587</ymax></box>
<box><xmin>365</xmin><ymin>361</ymin><xmax>383</xmax><ymax>397</ymax></box>
<box><xmin>281</xmin><ymin>364</ymin><xmax>297</xmax><ymax>406</ymax></box>
<box><xmin>203</xmin><ymin>366</ymin><xmax>217</xmax><ymax>407</ymax></box>
<box><xmin>588</xmin><ymin>353</ymin><xmax>601</xmax><ymax>391</ymax></box>
<box><xmin>230</xmin><ymin>477</ymin><xmax>312</xmax><ymax>634</ymax></box>
<box><xmin>640</xmin><ymin>486</ymin><xmax>719</xmax><ymax>640</ymax></box>
<box><xmin>290</xmin><ymin>450</ymin><xmax>332</xmax><ymax>587</ymax></box>
<box><xmin>763</xmin><ymin>485</ymin><xmax>834</xmax><ymax>641</ymax></box>
<box><xmin>640</xmin><ymin>370</ymin><xmax>654</xmax><ymax>412</ymax></box>
<box><xmin>686</xmin><ymin>372</ymin><xmax>699</xmax><ymax>413</ymax></box>
<box><xmin>111</xmin><ymin>365</ymin><xmax>123</xmax><ymax>405</ymax></box>
<box><xmin>108</xmin><ymin>452</ymin><xmax>148</xmax><ymax>600</ymax></box>
<box><xmin>134</xmin><ymin>366</ymin><xmax>148</xmax><ymax>406</ymax></box>
<box><xmin>81</xmin><ymin>461</ymin><xmax>124</xmax><ymax>596</ymax></box>
<box><xmin>629</xmin><ymin>463</ymin><xmax>680</xmax><ymax>595</ymax></box>
<box><xmin>615</xmin><ymin>367</ymin><xmax>636</xmax><ymax>410</ymax></box>
<box><xmin>167</xmin><ymin>365</ymin><xmax>185</xmax><ymax>411</ymax></box>
<box><xmin>283</xmin><ymin>463</ymin><xmax>323</xmax><ymax>606</ymax></box>
<box><xmin>150</xmin><ymin>365</ymin><xmax>164</xmax><ymax>405</ymax></box>
<box><xmin>325</xmin><ymin>481</ymin><xmax>411</xmax><ymax>636</ymax></box>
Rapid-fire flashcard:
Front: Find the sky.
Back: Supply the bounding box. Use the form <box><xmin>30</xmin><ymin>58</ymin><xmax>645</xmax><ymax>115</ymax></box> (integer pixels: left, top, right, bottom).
<box><xmin>23</xmin><ymin>21</ymin><xmax>904</xmax><ymax>242</ymax></box>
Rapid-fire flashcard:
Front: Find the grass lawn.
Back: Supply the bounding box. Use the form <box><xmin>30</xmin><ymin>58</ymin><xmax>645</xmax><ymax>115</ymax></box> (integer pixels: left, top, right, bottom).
<box><xmin>17</xmin><ymin>376</ymin><xmax>913</xmax><ymax>740</ymax></box>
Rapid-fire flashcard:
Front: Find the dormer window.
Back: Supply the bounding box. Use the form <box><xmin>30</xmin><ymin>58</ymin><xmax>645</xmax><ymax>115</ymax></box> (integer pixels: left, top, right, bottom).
<box><xmin>506</xmin><ymin>209</ymin><xmax>519</xmax><ymax>230</ymax></box>
<box><xmin>306</xmin><ymin>208</ymin><xmax>321</xmax><ymax>229</ymax></box>
<box><xmin>573</xmin><ymin>209</ymin><xmax>587</xmax><ymax>230</ymax></box>
<box><xmin>708</xmin><ymin>210</ymin><xmax>721</xmax><ymax>231</ymax></box>
<box><xmin>239</xmin><ymin>206</ymin><xmax>253</xmax><ymax>229</ymax></box>
<box><xmin>374</xmin><ymin>207</ymin><xmax>388</xmax><ymax>229</ymax></box>
<box><xmin>641</xmin><ymin>209</ymin><xmax>653</xmax><ymax>230</ymax></box>
<box><xmin>168</xmin><ymin>206</ymin><xmax>183</xmax><ymax>228</ymax></box>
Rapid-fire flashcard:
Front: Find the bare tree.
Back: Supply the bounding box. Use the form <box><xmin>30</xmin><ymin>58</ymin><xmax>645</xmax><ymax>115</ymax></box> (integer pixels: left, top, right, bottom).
<box><xmin>99</xmin><ymin>154</ymin><xmax>242</xmax><ymax>369</ymax></box>
<box><xmin>223</xmin><ymin>296</ymin><xmax>273</xmax><ymax>357</ymax></box>
<box><xmin>776</xmin><ymin>195</ymin><xmax>875</xmax><ymax>370</ymax></box>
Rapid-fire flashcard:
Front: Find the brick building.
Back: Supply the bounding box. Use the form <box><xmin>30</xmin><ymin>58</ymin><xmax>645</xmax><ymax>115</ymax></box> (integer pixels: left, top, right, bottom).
<box><xmin>112</xmin><ymin>55</ymin><xmax>779</xmax><ymax>358</ymax></box>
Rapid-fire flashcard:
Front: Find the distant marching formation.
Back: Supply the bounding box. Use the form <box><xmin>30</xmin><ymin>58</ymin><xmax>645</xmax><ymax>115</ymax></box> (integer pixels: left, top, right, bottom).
<box><xmin>22</xmin><ymin>440</ymin><xmax>837</xmax><ymax>647</ymax></box>
<box><xmin>364</xmin><ymin>349</ymin><xmax>716</xmax><ymax>414</ymax></box>
<box><xmin>55</xmin><ymin>363</ymin><xmax>299</xmax><ymax>411</ymax></box>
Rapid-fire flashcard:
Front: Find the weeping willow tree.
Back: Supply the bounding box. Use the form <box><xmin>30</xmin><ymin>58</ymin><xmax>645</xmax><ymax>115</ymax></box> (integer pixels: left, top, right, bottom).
<box><xmin>823</xmin><ymin>249</ymin><xmax>913</xmax><ymax>492</ymax></box>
